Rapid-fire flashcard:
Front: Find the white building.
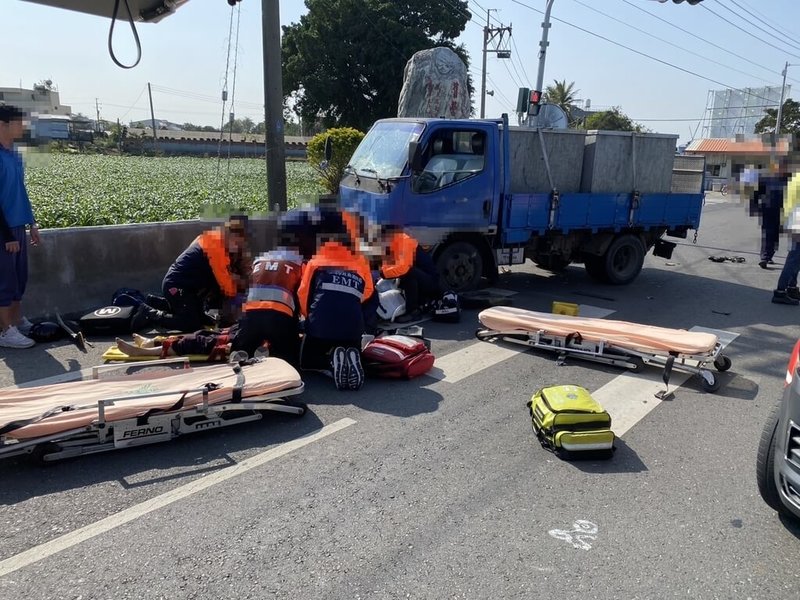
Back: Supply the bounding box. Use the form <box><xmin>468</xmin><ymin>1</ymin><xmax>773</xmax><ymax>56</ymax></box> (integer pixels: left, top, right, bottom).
<box><xmin>0</xmin><ymin>85</ymin><xmax>71</xmax><ymax>116</ymax></box>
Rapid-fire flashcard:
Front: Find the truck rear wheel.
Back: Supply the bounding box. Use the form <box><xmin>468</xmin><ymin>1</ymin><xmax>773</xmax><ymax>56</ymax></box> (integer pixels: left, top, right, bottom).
<box><xmin>437</xmin><ymin>241</ymin><xmax>483</xmax><ymax>292</ymax></box>
<box><xmin>601</xmin><ymin>234</ymin><xmax>645</xmax><ymax>285</ymax></box>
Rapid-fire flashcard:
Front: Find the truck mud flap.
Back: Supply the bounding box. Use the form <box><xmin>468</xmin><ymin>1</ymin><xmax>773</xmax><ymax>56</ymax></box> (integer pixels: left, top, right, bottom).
<box><xmin>653</xmin><ymin>239</ymin><xmax>677</xmax><ymax>259</ymax></box>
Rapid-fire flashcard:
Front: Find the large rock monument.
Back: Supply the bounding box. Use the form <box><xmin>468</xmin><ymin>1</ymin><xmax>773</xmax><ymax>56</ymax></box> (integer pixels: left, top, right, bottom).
<box><xmin>397</xmin><ymin>47</ymin><xmax>471</xmax><ymax>119</ymax></box>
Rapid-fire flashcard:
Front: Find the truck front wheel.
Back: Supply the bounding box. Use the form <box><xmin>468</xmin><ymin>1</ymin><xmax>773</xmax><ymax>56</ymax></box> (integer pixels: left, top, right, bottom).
<box><xmin>437</xmin><ymin>241</ymin><xmax>483</xmax><ymax>292</ymax></box>
<box><xmin>601</xmin><ymin>234</ymin><xmax>645</xmax><ymax>285</ymax></box>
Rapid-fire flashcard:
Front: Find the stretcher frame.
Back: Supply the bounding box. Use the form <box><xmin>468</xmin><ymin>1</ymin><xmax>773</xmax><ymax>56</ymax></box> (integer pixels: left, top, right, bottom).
<box><xmin>475</xmin><ymin>327</ymin><xmax>731</xmax><ymax>393</ymax></box>
<box><xmin>0</xmin><ymin>358</ymin><xmax>306</xmax><ymax>463</ymax></box>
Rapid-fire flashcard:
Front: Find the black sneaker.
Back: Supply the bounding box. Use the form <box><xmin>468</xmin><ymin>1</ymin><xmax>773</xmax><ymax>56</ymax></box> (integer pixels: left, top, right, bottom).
<box><xmin>772</xmin><ymin>290</ymin><xmax>799</xmax><ymax>305</ymax></box>
<box><xmin>331</xmin><ymin>347</ymin><xmax>349</xmax><ymax>390</ymax></box>
<box><xmin>788</xmin><ymin>287</ymin><xmax>800</xmax><ymax>301</ymax></box>
<box><xmin>759</xmin><ymin>260</ymin><xmax>769</xmax><ymax>269</ymax></box>
<box><xmin>346</xmin><ymin>347</ymin><xmax>365</xmax><ymax>390</ymax></box>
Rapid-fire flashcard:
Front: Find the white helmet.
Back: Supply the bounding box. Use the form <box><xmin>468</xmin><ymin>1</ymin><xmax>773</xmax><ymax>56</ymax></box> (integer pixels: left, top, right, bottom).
<box><xmin>377</xmin><ymin>288</ymin><xmax>407</xmax><ymax>322</ymax></box>
<box><xmin>375</xmin><ymin>277</ymin><xmax>399</xmax><ymax>293</ymax></box>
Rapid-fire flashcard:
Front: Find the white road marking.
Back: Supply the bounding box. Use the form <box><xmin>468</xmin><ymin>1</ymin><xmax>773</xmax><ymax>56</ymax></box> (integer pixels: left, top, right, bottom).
<box><xmin>578</xmin><ymin>305</ymin><xmax>616</xmax><ymax>319</ymax></box>
<box><xmin>480</xmin><ymin>288</ymin><xmax>518</xmax><ymax>297</ymax></box>
<box><xmin>548</xmin><ymin>520</ymin><xmax>598</xmax><ymax>551</ymax></box>
<box><xmin>427</xmin><ymin>342</ymin><xmax>521</xmax><ymax>384</ymax></box>
<box><xmin>11</xmin><ymin>368</ymin><xmax>93</xmax><ymax>389</ymax></box>
<box><xmin>594</xmin><ymin>326</ymin><xmax>738</xmax><ymax>437</ymax></box>
<box><xmin>0</xmin><ymin>418</ymin><xmax>357</xmax><ymax>579</ymax></box>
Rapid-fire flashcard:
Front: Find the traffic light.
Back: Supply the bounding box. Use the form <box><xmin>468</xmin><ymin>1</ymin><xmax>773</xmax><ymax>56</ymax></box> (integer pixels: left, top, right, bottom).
<box><xmin>529</xmin><ymin>90</ymin><xmax>543</xmax><ymax>116</ymax></box>
<box><xmin>516</xmin><ymin>88</ymin><xmax>530</xmax><ymax>113</ymax></box>
<box><xmin>654</xmin><ymin>0</ymin><xmax>704</xmax><ymax>4</ymax></box>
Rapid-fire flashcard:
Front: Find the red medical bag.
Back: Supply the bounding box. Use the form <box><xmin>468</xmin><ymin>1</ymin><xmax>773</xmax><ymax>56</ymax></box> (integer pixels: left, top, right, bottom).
<box><xmin>361</xmin><ymin>335</ymin><xmax>435</xmax><ymax>379</ymax></box>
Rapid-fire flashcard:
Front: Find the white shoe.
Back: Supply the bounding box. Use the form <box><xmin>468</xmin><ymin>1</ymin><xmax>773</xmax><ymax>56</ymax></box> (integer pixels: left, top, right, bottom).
<box><xmin>17</xmin><ymin>316</ymin><xmax>34</xmax><ymax>336</ymax></box>
<box><xmin>0</xmin><ymin>325</ymin><xmax>35</xmax><ymax>349</ymax></box>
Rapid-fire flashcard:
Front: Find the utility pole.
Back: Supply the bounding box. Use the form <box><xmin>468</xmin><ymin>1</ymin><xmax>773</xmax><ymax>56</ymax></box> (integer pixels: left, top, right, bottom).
<box><xmin>480</xmin><ymin>9</ymin><xmax>512</xmax><ymax>119</ymax></box>
<box><xmin>147</xmin><ymin>82</ymin><xmax>158</xmax><ymax>150</ymax></box>
<box><xmin>529</xmin><ymin>0</ymin><xmax>556</xmax><ymax>127</ymax></box>
<box><xmin>95</xmin><ymin>98</ymin><xmax>101</xmax><ymax>132</ymax></box>
<box><xmin>776</xmin><ymin>61</ymin><xmax>791</xmax><ymax>137</ymax></box>
<box><xmin>262</xmin><ymin>0</ymin><xmax>287</xmax><ymax>212</ymax></box>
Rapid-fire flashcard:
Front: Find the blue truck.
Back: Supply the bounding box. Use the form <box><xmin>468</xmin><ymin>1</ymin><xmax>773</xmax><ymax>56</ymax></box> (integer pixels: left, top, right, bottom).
<box><xmin>339</xmin><ymin>114</ymin><xmax>705</xmax><ymax>291</ymax></box>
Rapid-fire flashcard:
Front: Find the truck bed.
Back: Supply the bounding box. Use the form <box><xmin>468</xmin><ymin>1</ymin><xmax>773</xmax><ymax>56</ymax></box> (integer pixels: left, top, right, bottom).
<box><xmin>501</xmin><ymin>191</ymin><xmax>703</xmax><ymax>244</ymax></box>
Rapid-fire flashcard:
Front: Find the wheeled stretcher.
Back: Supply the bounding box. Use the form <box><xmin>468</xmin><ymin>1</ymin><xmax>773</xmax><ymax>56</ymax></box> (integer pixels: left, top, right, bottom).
<box><xmin>0</xmin><ymin>357</ymin><xmax>306</xmax><ymax>463</ymax></box>
<box><xmin>475</xmin><ymin>306</ymin><xmax>732</xmax><ymax>393</ymax></box>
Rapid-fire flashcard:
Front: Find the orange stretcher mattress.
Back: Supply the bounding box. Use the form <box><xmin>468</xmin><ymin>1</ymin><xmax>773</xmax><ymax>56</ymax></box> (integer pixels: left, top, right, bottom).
<box><xmin>478</xmin><ymin>306</ymin><xmax>718</xmax><ymax>356</ymax></box>
<box><xmin>0</xmin><ymin>358</ymin><xmax>301</xmax><ymax>441</ymax></box>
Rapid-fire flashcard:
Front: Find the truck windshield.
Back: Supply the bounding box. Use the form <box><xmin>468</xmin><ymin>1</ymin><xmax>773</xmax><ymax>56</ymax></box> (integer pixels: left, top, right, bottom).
<box><xmin>347</xmin><ymin>121</ymin><xmax>424</xmax><ymax>179</ymax></box>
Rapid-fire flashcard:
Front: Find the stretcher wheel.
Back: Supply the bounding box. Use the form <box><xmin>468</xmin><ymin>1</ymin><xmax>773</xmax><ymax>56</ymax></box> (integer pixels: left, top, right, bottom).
<box><xmin>699</xmin><ymin>371</ymin><xmax>722</xmax><ymax>393</ymax></box>
<box><xmin>28</xmin><ymin>442</ymin><xmax>60</xmax><ymax>466</ymax></box>
<box><xmin>285</xmin><ymin>401</ymin><xmax>308</xmax><ymax>416</ymax></box>
<box><xmin>713</xmin><ymin>355</ymin><xmax>732</xmax><ymax>372</ymax></box>
<box><xmin>627</xmin><ymin>356</ymin><xmax>645</xmax><ymax>373</ymax></box>
<box><xmin>475</xmin><ymin>328</ymin><xmax>493</xmax><ymax>341</ymax></box>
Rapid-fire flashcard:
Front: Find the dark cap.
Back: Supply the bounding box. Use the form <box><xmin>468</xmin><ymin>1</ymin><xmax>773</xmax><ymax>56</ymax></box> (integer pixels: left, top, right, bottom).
<box><xmin>0</xmin><ymin>105</ymin><xmax>25</xmax><ymax>123</ymax></box>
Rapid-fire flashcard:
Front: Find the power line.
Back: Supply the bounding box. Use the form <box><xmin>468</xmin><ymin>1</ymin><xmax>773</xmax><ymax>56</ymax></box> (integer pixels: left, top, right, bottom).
<box><xmin>633</xmin><ymin>114</ymin><xmax>773</xmax><ymax>122</ymax></box>
<box><xmin>619</xmin><ymin>0</ymin><xmax>800</xmax><ymax>86</ymax></box>
<box><xmin>500</xmin><ymin>56</ymin><xmax>524</xmax><ymax>89</ymax></box>
<box><xmin>570</xmin><ymin>0</ymin><xmax>772</xmax><ymax>85</ymax></box>
<box><xmin>700</xmin><ymin>2</ymin><xmax>800</xmax><ymax>61</ymax></box>
<box><xmin>469</xmin><ymin>0</ymin><xmax>502</xmax><ymax>26</ymax></box>
<box><xmin>734</xmin><ymin>0</ymin><xmax>799</xmax><ymax>43</ymax></box>
<box><xmin>150</xmin><ymin>84</ymin><xmax>263</xmax><ymax>110</ymax></box>
<box><xmin>510</xmin><ymin>0</ymin><xmax>785</xmax><ymax>107</ymax></box>
<box><xmin>116</xmin><ymin>85</ymin><xmax>147</xmax><ymax>121</ymax></box>
<box><xmin>721</xmin><ymin>0</ymin><xmax>800</xmax><ymax>54</ymax></box>
<box><xmin>510</xmin><ymin>34</ymin><xmax>532</xmax><ymax>86</ymax></box>
<box><xmin>486</xmin><ymin>74</ymin><xmax>515</xmax><ymax>108</ymax></box>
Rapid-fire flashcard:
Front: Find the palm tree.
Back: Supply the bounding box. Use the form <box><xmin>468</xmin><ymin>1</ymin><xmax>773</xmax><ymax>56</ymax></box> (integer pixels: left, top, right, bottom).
<box><xmin>543</xmin><ymin>79</ymin><xmax>579</xmax><ymax>123</ymax></box>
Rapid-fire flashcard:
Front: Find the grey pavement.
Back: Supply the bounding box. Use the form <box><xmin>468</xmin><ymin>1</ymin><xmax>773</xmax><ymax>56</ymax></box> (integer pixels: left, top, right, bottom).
<box><xmin>1</xmin><ymin>194</ymin><xmax>799</xmax><ymax>599</ymax></box>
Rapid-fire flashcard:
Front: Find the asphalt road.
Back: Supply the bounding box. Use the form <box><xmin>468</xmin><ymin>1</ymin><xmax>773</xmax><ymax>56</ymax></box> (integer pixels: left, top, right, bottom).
<box><xmin>1</xmin><ymin>192</ymin><xmax>799</xmax><ymax>600</ymax></box>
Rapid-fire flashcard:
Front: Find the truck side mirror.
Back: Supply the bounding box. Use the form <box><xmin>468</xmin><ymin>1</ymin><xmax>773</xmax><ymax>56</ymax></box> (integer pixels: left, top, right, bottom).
<box><xmin>408</xmin><ymin>140</ymin><xmax>423</xmax><ymax>172</ymax></box>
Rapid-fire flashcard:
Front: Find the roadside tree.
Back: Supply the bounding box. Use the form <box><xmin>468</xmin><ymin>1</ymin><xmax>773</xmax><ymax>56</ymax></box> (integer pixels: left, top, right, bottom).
<box><xmin>307</xmin><ymin>127</ymin><xmax>365</xmax><ymax>194</ymax></box>
<box><xmin>543</xmin><ymin>79</ymin><xmax>579</xmax><ymax>123</ymax></box>
<box><xmin>755</xmin><ymin>99</ymin><xmax>800</xmax><ymax>135</ymax></box>
<box><xmin>282</xmin><ymin>0</ymin><xmax>472</xmax><ymax>130</ymax></box>
<box><xmin>583</xmin><ymin>107</ymin><xmax>647</xmax><ymax>132</ymax></box>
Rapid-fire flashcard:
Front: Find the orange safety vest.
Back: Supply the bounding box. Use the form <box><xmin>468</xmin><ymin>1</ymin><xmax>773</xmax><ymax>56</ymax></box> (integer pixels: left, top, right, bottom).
<box><xmin>243</xmin><ymin>250</ymin><xmax>304</xmax><ymax>317</ymax></box>
<box><xmin>381</xmin><ymin>232</ymin><xmax>418</xmax><ymax>279</ymax></box>
<box><xmin>298</xmin><ymin>241</ymin><xmax>374</xmax><ymax>317</ymax></box>
<box><xmin>196</xmin><ymin>229</ymin><xmax>237</xmax><ymax>298</ymax></box>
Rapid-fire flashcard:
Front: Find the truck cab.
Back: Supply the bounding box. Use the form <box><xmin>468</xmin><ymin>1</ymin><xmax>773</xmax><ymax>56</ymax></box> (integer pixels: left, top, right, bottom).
<box><xmin>340</xmin><ymin>118</ymin><xmax>504</xmax><ymax>290</ymax></box>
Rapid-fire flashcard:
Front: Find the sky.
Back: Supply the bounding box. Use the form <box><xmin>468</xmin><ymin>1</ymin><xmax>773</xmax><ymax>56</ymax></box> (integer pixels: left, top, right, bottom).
<box><xmin>3</xmin><ymin>0</ymin><xmax>800</xmax><ymax>145</ymax></box>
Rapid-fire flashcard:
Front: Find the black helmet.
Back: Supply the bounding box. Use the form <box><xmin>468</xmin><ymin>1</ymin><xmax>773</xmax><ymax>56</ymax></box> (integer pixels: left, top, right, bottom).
<box><xmin>29</xmin><ymin>321</ymin><xmax>66</xmax><ymax>343</ymax></box>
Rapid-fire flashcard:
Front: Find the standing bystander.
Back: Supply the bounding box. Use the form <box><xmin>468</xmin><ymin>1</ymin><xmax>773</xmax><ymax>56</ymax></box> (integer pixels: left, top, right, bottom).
<box><xmin>0</xmin><ymin>105</ymin><xmax>39</xmax><ymax>348</ymax></box>
<box><xmin>756</xmin><ymin>159</ymin><xmax>789</xmax><ymax>269</ymax></box>
<box><xmin>773</xmin><ymin>161</ymin><xmax>800</xmax><ymax>305</ymax></box>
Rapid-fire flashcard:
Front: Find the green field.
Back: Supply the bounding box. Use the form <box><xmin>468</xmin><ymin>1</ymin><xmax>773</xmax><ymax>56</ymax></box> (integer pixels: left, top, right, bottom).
<box><xmin>23</xmin><ymin>153</ymin><xmax>326</xmax><ymax>228</ymax></box>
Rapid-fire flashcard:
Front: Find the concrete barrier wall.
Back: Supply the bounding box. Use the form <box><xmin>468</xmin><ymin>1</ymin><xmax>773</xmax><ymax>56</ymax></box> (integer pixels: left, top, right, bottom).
<box><xmin>25</xmin><ymin>219</ymin><xmax>278</xmax><ymax>319</ymax></box>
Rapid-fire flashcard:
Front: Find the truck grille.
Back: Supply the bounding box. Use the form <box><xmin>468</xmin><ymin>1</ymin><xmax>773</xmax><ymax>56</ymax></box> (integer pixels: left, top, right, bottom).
<box><xmin>787</xmin><ymin>422</ymin><xmax>800</xmax><ymax>469</ymax></box>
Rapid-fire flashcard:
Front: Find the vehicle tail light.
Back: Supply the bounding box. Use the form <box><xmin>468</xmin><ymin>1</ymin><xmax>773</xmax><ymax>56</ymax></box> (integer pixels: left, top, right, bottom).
<box><xmin>786</xmin><ymin>340</ymin><xmax>800</xmax><ymax>386</ymax></box>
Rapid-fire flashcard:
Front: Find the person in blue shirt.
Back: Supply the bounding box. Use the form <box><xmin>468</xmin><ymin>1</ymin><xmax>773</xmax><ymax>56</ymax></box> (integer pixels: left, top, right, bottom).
<box><xmin>0</xmin><ymin>106</ymin><xmax>40</xmax><ymax>349</ymax></box>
